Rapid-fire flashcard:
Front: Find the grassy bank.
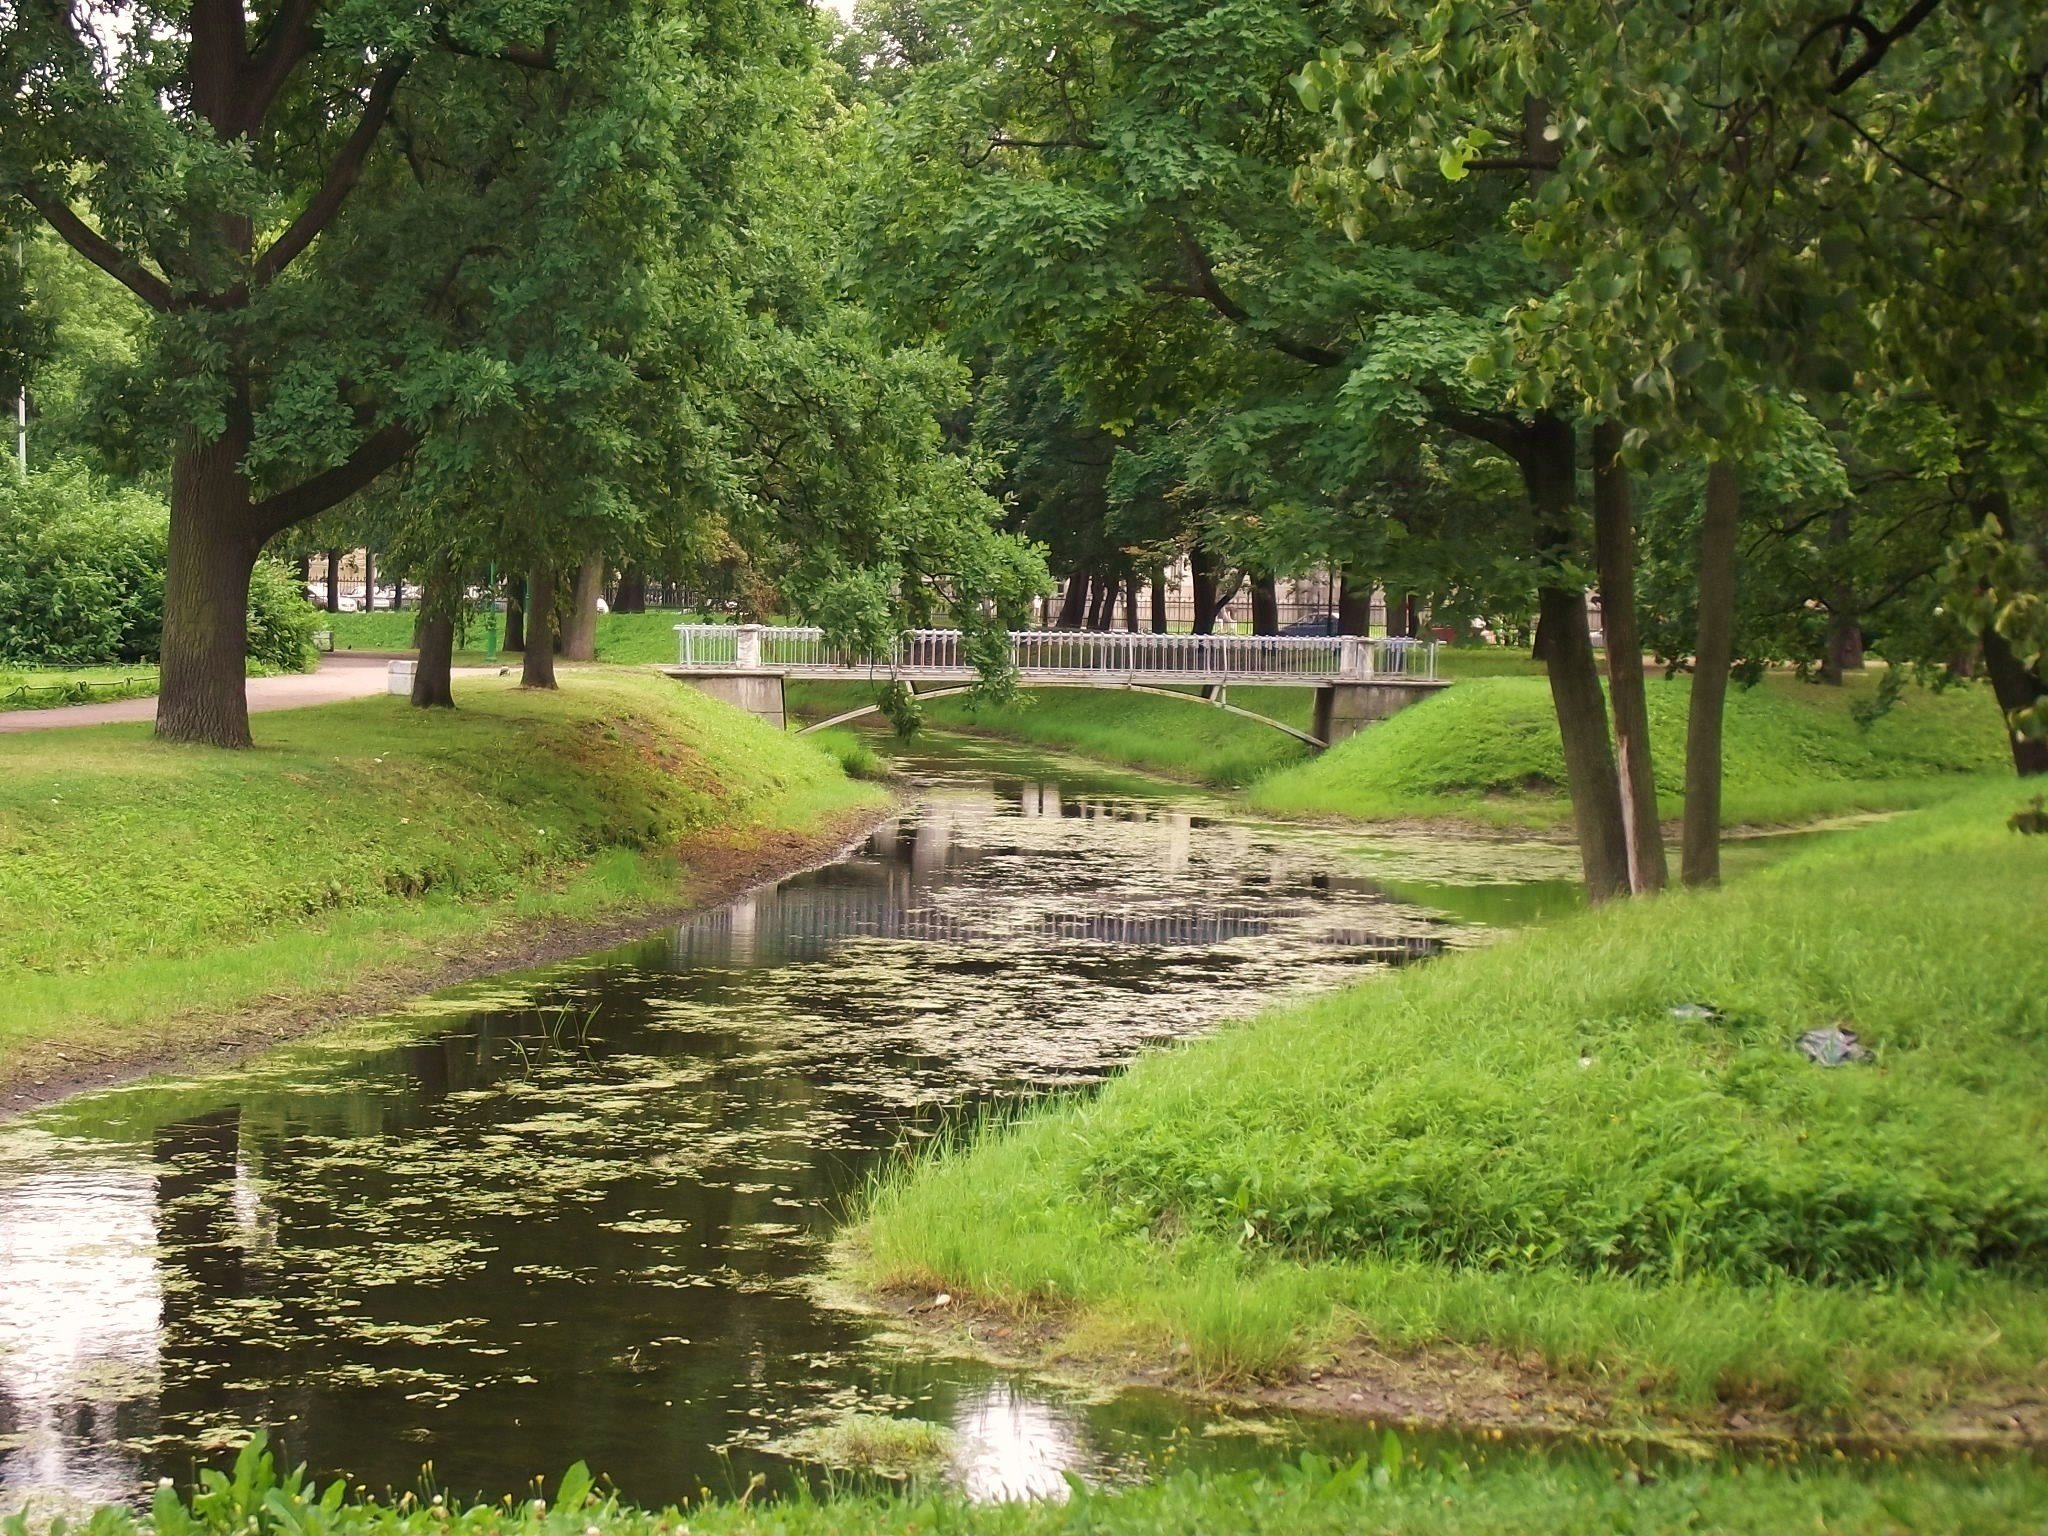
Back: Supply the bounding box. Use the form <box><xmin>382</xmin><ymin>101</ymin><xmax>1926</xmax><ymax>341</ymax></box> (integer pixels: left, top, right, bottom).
<box><xmin>795</xmin><ymin>665</ymin><xmax>2012</xmax><ymax>827</ymax></box>
<box><xmin>848</xmin><ymin>781</ymin><xmax>2048</xmax><ymax>1429</ymax></box>
<box><xmin>56</xmin><ymin>1431</ymin><xmax>2048</xmax><ymax>1536</ymax></box>
<box><xmin>0</xmin><ymin>672</ymin><xmax>882</xmax><ymax>1099</ymax></box>
<box><xmin>325</xmin><ymin>609</ymin><xmax>695</xmax><ymax>665</ymax></box>
<box><xmin>1254</xmin><ymin>670</ymin><xmax>2011</xmax><ymax>828</ymax></box>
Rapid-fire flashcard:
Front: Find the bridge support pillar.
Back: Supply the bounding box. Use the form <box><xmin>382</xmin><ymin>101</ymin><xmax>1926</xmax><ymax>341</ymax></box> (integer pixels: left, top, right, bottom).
<box><xmin>666</xmin><ymin>669</ymin><xmax>787</xmax><ymax>732</ymax></box>
<box><xmin>1314</xmin><ymin>679</ymin><xmax>1452</xmax><ymax>746</ymax></box>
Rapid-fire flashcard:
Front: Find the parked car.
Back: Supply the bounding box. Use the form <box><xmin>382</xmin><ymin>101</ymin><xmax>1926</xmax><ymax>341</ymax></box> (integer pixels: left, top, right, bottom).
<box><xmin>1278</xmin><ymin>615</ymin><xmax>1338</xmax><ymax>636</ymax></box>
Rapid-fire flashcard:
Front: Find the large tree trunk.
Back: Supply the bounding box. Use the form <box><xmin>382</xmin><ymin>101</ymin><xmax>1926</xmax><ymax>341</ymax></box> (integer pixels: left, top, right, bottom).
<box><xmin>411</xmin><ymin>568</ymin><xmax>457</xmax><ymax>709</ymax></box>
<box><xmin>1819</xmin><ymin>505</ymin><xmax>1864</xmax><ymax>684</ymax></box>
<box><xmin>1151</xmin><ymin>564</ymin><xmax>1169</xmax><ymax>633</ymax></box>
<box><xmin>522</xmin><ymin>566</ymin><xmax>558</xmax><ymax>689</ymax></box>
<box><xmin>363</xmin><ymin>549</ymin><xmax>375</xmax><ymax>613</ymax></box>
<box><xmin>1683</xmin><ymin>461</ymin><xmax>1742</xmax><ymax>885</ymax></box>
<box><xmin>1191</xmin><ymin>542</ymin><xmax>1221</xmax><ymax>635</ymax></box>
<box><xmin>1592</xmin><ymin>421</ymin><xmax>1668</xmax><ymax>894</ymax></box>
<box><xmin>1982</xmin><ymin>626</ymin><xmax>2048</xmax><ymax>776</ymax></box>
<box><xmin>504</xmin><ymin>577</ymin><xmax>525</xmax><ymax>653</ymax></box>
<box><xmin>562</xmin><ymin>557</ymin><xmax>603</xmax><ymax>662</ymax></box>
<box><xmin>1056</xmin><ymin>570</ymin><xmax>1089</xmax><ymax>628</ymax></box>
<box><xmin>324</xmin><ymin>549</ymin><xmax>340</xmax><ymax>613</ymax></box>
<box><xmin>1086</xmin><ymin>571</ymin><xmax>1114</xmax><ymax>630</ymax></box>
<box><xmin>1337</xmin><ymin>571</ymin><xmax>1372</xmax><ymax>636</ymax></box>
<box><xmin>1250</xmin><ymin>574</ymin><xmax>1279</xmax><ymax>636</ymax></box>
<box><xmin>156</xmin><ymin>432</ymin><xmax>260</xmax><ymax>748</ymax></box>
<box><xmin>615</xmin><ymin>564</ymin><xmax>647</xmax><ymax>614</ymax></box>
<box><xmin>1523</xmin><ymin>415</ymin><xmax>1630</xmax><ymax>902</ymax></box>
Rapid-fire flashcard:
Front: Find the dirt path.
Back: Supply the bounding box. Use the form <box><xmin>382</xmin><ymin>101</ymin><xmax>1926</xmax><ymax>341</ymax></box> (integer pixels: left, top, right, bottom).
<box><xmin>0</xmin><ymin>654</ymin><xmax>499</xmax><ymax>733</ymax></box>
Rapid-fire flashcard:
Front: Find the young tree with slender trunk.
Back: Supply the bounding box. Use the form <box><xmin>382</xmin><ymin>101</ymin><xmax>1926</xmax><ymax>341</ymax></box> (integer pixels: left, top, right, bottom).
<box><xmin>1591</xmin><ymin>421</ymin><xmax>1667</xmax><ymax>893</ymax></box>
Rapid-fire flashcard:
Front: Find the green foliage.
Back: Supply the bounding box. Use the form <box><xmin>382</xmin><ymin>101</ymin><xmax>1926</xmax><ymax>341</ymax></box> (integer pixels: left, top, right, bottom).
<box><xmin>877</xmin><ymin>679</ymin><xmax>925</xmax><ymax>738</ymax></box>
<box><xmin>1944</xmin><ymin>514</ymin><xmax>2048</xmax><ymax>744</ymax></box>
<box><xmin>0</xmin><ymin>463</ymin><xmax>315</xmax><ymax>672</ymax></box>
<box><xmin>855</xmin><ymin>782</ymin><xmax>2048</xmax><ymax>1411</ymax></box>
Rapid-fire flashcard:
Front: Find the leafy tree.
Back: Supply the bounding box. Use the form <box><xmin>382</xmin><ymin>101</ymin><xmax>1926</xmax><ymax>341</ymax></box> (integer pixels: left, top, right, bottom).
<box><xmin>1</xmin><ymin>1</ymin><xmax>815</xmax><ymax>745</ymax></box>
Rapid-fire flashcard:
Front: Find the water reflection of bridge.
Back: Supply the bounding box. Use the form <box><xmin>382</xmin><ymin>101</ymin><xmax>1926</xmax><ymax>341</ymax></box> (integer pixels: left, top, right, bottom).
<box><xmin>666</xmin><ymin>872</ymin><xmax>1442</xmax><ymax>968</ymax></box>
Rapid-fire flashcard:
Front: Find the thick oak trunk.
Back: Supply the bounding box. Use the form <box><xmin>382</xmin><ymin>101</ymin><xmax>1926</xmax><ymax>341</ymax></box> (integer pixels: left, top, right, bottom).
<box><xmin>363</xmin><ymin>549</ymin><xmax>375</xmax><ymax>613</ymax></box>
<box><xmin>1982</xmin><ymin>626</ymin><xmax>2048</xmax><ymax>776</ymax></box>
<box><xmin>156</xmin><ymin>432</ymin><xmax>261</xmax><ymax>748</ymax></box>
<box><xmin>1337</xmin><ymin>572</ymin><xmax>1372</xmax><ymax>636</ymax></box>
<box><xmin>1523</xmin><ymin>415</ymin><xmax>1629</xmax><ymax>902</ymax></box>
<box><xmin>1086</xmin><ymin>572</ymin><xmax>1114</xmax><ymax>631</ymax></box>
<box><xmin>615</xmin><ymin>565</ymin><xmax>647</xmax><ymax>614</ymax></box>
<box><xmin>1191</xmin><ymin>543</ymin><xmax>1221</xmax><ymax>635</ymax></box>
<box><xmin>1250</xmin><ymin>574</ymin><xmax>1279</xmax><ymax>636</ymax></box>
<box><xmin>562</xmin><ymin>557</ymin><xmax>603</xmax><ymax>662</ymax></box>
<box><xmin>1683</xmin><ymin>461</ymin><xmax>1742</xmax><ymax>885</ymax></box>
<box><xmin>411</xmin><ymin>568</ymin><xmax>457</xmax><ymax>709</ymax></box>
<box><xmin>1123</xmin><ymin>569</ymin><xmax>1139</xmax><ymax>632</ymax></box>
<box><xmin>522</xmin><ymin>566</ymin><xmax>558</xmax><ymax>689</ymax></box>
<box><xmin>1819</xmin><ymin>506</ymin><xmax>1864</xmax><ymax>684</ymax></box>
<box><xmin>325</xmin><ymin>550</ymin><xmax>341</xmax><ymax>612</ymax></box>
<box><xmin>1592</xmin><ymin>422</ymin><xmax>1668</xmax><ymax>894</ymax></box>
<box><xmin>504</xmin><ymin>578</ymin><xmax>525</xmax><ymax>653</ymax></box>
<box><xmin>1055</xmin><ymin>570</ymin><xmax>1089</xmax><ymax>628</ymax></box>
<box><xmin>1150</xmin><ymin>565</ymin><xmax>1169</xmax><ymax>633</ymax></box>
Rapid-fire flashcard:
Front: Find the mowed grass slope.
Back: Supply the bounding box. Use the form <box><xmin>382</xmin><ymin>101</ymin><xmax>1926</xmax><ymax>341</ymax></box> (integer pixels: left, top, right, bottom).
<box><xmin>1254</xmin><ymin>670</ymin><xmax>2010</xmax><ymax>827</ymax></box>
<box><xmin>0</xmin><ymin>672</ymin><xmax>881</xmax><ymax>1084</ymax></box>
<box><xmin>850</xmin><ymin>782</ymin><xmax>2048</xmax><ymax>1422</ymax></box>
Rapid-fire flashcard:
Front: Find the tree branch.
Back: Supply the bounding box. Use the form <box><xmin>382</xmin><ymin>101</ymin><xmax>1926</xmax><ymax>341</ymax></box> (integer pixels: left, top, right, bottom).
<box><xmin>19</xmin><ymin>188</ymin><xmax>176</xmax><ymax>311</ymax></box>
<box><xmin>253</xmin><ymin>64</ymin><xmax>406</xmax><ymax>284</ymax></box>
<box><xmin>432</xmin><ymin>24</ymin><xmax>559</xmax><ymax>71</ymax></box>
<box><xmin>988</xmin><ymin>133</ymin><xmax>1105</xmax><ymax>152</ymax></box>
<box><xmin>252</xmin><ymin>423</ymin><xmax>418</xmax><ymax>535</ymax></box>
<box><xmin>1830</xmin><ymin>0</ymin><xmax>1944</xmax><ymax>94</ymax></box>
<box><xmin>242</xmin><ymin>0</ymin><xmax>322</xmax><ymax>134</ymax></box>
<box><xmin>1172</xmin><ymin>221</ymin><xmax>1345</xmax><ymax>368</ymax></box>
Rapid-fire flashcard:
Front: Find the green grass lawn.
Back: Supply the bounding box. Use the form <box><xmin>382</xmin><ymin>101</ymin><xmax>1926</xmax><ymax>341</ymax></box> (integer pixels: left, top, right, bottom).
<box><xmin>0</xmin><ymin>671</ymin><xmax>881</xmax><ymax>1092</ymax></box>
<box><xmin>848</xmin><ymin>780</ymin><xmax>2048</xmax><ymax>1427</ymax></box>
<box><xmin>324</xmin><ymin>608</ymin><xmax>698</xmax><ymax>665</ymax></box>
<box><xmin>1253</xmin><ymin>670</ymin><xmax>2012</xmax><ymax>828</ymax></box>
<box><xmin>1</xmin><ymin>662</ymin><xmax>160</xmax><ymax>710</ymax></box>
<box><xmin>92</xmin><ymin>1430</ymin><xmax>2048</xmax><ymax>1536</ymax></box>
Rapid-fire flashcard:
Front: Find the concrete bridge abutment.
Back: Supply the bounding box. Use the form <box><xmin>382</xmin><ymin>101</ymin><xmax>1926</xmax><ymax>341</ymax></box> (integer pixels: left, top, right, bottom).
<box><xmin>672</xmin><ymin>670</ymin><xmax>787</xmax><ymax>732</ymax></box>
<box><xmin>1313</xmin><ymin>679</ymin><xmax>1452</xmax><ymax>747</ymax></box>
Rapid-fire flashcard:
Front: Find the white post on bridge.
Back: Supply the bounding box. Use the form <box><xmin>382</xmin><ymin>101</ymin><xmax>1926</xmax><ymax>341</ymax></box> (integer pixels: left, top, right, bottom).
<box><xmin>735</xmin><ymin>624</ymin><xmax>765</xmax><ymax>669</ymax></box>
<box><xmin>1338</xmin><ymin>635</ymin><xmax>1374</xmax><ymax>679</ymax></box>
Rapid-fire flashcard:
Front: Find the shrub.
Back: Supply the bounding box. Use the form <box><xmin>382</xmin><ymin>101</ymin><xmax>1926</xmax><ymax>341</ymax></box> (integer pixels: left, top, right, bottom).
<box><xmin>0</xmin><ymin>462</ymin><xmax>315</xmax><ymax>672</ymax></box>
<box><xmin>246</xmin><ymin>557</ymin><xmax>319</xmax><ymax>673</ymax></box>
<box><xmin>0</xmin><ymin>460</ymin><xmax>166</xmax><ymax>663</ymax></box>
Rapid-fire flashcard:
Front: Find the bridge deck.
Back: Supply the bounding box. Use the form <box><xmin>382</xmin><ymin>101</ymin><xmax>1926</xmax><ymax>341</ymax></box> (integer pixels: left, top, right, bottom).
<box><xmin>671</xmin><ymin>624</ymin><xmax>1440</xmax><ymax>684</ymax></box>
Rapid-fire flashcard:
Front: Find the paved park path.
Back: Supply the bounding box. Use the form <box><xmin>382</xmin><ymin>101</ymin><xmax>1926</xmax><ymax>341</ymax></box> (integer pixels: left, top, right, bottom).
<box><xmin>0</xmin><ymin>654</ymin><xmax>491</xmax><ymax>734</ymax></box>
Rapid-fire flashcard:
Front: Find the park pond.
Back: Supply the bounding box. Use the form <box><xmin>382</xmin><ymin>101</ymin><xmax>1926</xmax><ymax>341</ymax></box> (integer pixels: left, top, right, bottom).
<box><xmin>3</xmin><ymin>736</ymin><xmax>1665</xmax><ymax>1509</ymax></box>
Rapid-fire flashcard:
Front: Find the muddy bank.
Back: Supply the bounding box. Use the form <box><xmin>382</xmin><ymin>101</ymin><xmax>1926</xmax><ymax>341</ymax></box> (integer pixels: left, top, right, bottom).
<box><xmin>839</xmin><ymin>1281</ymin><xmax>2048</xmax><ymax>1456</ymax></box>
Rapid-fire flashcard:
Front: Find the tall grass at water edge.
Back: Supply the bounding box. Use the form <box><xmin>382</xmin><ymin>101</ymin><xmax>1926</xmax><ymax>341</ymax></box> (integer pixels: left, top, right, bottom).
<box><xmin>850</xmin><ymin>779</ymin><xmax>2048</xmax><ymax>1418</ymax></box>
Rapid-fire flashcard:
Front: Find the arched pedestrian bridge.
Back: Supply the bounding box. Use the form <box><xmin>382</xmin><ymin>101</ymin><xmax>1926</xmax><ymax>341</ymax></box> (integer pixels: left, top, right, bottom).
<box><xmin>665</xmin><ymin>625</ymin><xmax>1449</xmax><ymax>748</ymax></box>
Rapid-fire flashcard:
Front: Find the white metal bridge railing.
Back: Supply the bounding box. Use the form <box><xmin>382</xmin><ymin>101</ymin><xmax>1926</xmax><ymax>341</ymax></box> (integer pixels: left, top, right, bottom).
<box><xmin>672</xmin><ymin>625</ymin><xmax>1439</xmax><ymax>681</ymax></box>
